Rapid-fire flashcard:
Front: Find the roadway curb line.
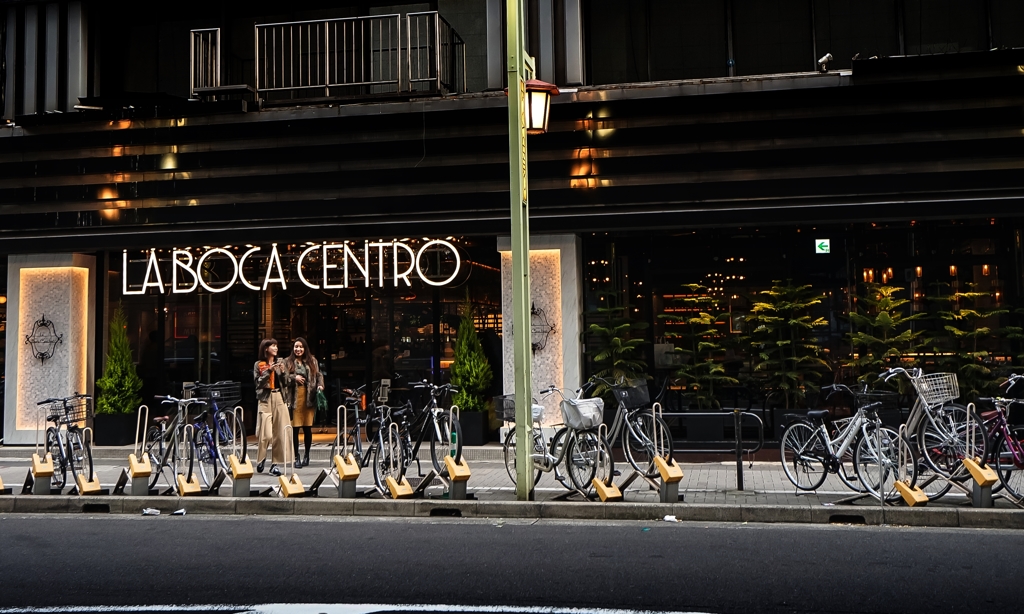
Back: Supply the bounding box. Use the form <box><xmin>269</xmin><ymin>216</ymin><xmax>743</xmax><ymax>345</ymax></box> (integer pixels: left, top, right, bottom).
<box><xmin>0</xmin><ymin>495</ymin><xmax>1021</xmax><ymax>528</ymax></box>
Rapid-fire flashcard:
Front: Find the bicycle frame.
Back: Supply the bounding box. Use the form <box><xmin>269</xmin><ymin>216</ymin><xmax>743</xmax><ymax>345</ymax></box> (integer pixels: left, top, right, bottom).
<box><xmin>984</xmin><ymin>402</ymin><xmax>1024</xmax><ymax>469</ymax></box>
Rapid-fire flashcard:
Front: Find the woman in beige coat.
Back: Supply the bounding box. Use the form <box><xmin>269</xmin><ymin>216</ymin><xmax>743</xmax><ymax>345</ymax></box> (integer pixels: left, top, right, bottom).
<box><xmin>253</xmin><ymin>338</ymin><xmax>292</xmax><ymax>476</ymax></box>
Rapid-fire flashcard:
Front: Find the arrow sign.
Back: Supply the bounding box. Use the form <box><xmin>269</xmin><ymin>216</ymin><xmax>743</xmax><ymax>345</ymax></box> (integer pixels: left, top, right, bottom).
<box><xmin>815</xmin><ymin>239</ymin><xmax>830</xmax><ymax>254</ymax></box>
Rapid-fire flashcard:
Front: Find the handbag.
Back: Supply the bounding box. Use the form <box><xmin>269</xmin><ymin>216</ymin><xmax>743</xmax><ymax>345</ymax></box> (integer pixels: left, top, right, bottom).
<box><xmin>315</xmin><ymin>389</ymin><xmax>329</xmax><ymax>423</ymax></box>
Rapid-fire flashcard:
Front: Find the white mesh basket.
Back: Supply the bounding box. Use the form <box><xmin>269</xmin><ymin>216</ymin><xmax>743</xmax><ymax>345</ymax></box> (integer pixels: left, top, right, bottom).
<box><xmin>911</xmin><ymin>372</ymin><xmax>959</xmax><ymax>406</ymax></box>
<box><xmin>559</xmin><ymin>398</ymin><xmax>604</xmax><ymax>430</ymax></box>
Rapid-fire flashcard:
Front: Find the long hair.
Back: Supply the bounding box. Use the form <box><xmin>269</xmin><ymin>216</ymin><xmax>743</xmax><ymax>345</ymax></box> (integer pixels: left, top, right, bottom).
<box><xmin>284</xmin><ymin>337</ymin><xmax>318</xmax><ymax>380</ymax></box>
<box><xmin>258</xmin><ymin>338</ymin><xmax>278</xmax><ymax>362</ymax></box>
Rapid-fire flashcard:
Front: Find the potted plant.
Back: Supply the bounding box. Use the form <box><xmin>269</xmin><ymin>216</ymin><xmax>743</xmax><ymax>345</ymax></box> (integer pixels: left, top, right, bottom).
<box><xmin>746</xmin><ymin>280</ymin><xmax>830</xmax><ymax>410</ymax></box>
<box><xmin>94</xmin><ymin>303</ymin><xmax>144</xmax><ymax>446</ymax></box>
<box><xmin>450</xmin><ymin>297</ymin><xmax>494</xmax><ymax>445</ymax></box>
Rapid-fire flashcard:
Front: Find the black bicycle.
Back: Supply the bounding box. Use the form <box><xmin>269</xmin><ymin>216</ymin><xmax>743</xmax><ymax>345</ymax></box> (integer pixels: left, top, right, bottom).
<box><xmin>37</xmin><ymin>394</ymin><xmax>94</xmax><ymax>490</ymax></box>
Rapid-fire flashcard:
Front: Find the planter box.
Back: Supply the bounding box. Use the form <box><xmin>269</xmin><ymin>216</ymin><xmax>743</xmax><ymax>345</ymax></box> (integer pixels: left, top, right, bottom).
<box><xmin>459</xmin><ymin>411</ymin><xmax>490</xmax><ymax>446</ymax></box>
<box><xmin>93</xmin><ymin>413</ymin><xmax>138</xmax><ymax>446</ymax></box>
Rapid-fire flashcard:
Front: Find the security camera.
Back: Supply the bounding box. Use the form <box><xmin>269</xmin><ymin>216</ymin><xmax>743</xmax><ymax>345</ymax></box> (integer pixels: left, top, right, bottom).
<box><xmin>818</xmin><ymin>53</ymin><xmax>833</xmax><ymax>73</ymax></box>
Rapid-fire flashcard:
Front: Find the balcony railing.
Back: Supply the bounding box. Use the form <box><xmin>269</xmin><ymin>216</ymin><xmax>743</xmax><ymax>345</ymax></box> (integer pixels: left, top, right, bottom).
<box><xmin>190</xmin><ymin>28</ymin><xmax>221</xmax><ymax>97</ymax></box>
<box><xmin>251</xmin><ymin>12</ymin><xmax>465</xmax><ymax>101</ymax></box>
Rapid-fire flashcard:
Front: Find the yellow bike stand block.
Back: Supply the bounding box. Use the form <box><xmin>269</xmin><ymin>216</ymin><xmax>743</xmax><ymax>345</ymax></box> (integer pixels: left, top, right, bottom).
<box><xmin>176</xmin><ymin>474</ymin><xmax>202</xmax><ymax>496</ymax></box>
<box><xmin>443</xmin><ymin>455</ymin><xmax>472</xmax><ymax>482</ymax></box>
<box><xmin>279</xmin><ymin>474</ymin><xmax>305</xmax><ymax>497</ymax></box>
<box><xmin>128</xmin><ymin>453</ymin><xmax>151</xmax><ymax>478</ymax></box>
<box><xmin>894</xmin><ymin>480</ymin><xmax>929</xmax><ymax>507</ymax></box>
<box><xmin>32</xmin><ymin>453</ymin><xmax>54</xmax><ymax>478</ymax></box>
<box><xmin>0</xmin><ymin>474</ymin><xmax>5</xmax><ymax>492</ymax></box>
<box><xmin>75</xmin><ymin>474</ymin><xmax>102</xmax><ymax>496</ymax></box>
<box><xmin>964</xmin><ymin>457</ymin><xmax>999</xmax><ymax>488</ymax></box>
<box><xmin>334</xmin><ymin>454</ymin><xmax>361</xmax><ymax>481</ymax></box>
<box><xmin>654</xmin><ymin>456</ymin><xmax>684</xmax><ymax>484</ymax></box>
<box><xmin>229</xmin><ymin>454</ymin><xmax>254</xmax><ymax>480</ymax></box>
<box><xmin>593</xmin><ymin>478</ymin><xmax>623</xmax><ymax>502</ymax></box>
<box><xmin>385</xmin><ymin>475</ymin><xmax>414</xmax><ymax>499</ymax></box>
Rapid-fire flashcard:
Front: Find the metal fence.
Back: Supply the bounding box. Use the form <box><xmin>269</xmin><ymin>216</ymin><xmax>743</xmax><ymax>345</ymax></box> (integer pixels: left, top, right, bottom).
<box><xmin>254</xmin><ymin>12</ymin><xmax>465</xmax><ymax>99</ymax></box>
<box><xmin>190</xmin><ymin>28</ymin><xmax>220</xmax><ymax>97</ymax></box>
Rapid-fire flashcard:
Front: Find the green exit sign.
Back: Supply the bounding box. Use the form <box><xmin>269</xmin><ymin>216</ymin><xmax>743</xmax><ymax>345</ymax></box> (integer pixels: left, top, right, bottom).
<box><xmin>815</xmin><ymin>239</ymin><xmax>831</xmax><ymax>254</ymax></box>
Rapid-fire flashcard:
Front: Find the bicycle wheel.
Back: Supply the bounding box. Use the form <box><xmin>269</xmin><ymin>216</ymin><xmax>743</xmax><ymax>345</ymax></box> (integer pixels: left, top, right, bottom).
<box><xmin>994</xmin><ymin>434</ymin><xmax>1024</xmax><ymax>500</ymax></box>
<box><xmin>371</xmin><ymin>430</ymin><xmax>404</xmax><ymax>495</ymax></box>
<box><xmin>834</xmin><ymin>442</ymin><xmax>866</xmax><ymax>493</ymax></box>
<box><xmin>66</xmin><ymin>429</ymin><xmax>94</xmax><ymax>484</ymax></box>
<box><xmin>566</xmin><ymin>430</ymin><xmax>613</xmax><ymax>493</ymax></box>
<box><xmin>623</xmin><ymin>412</ymin><xmax>673</xmax><ymax>477</ymax></box>
<box><xmin>780</xmin><ymin>422</ymin><xmax>828</xmax><ymax>491</ymax></box>
<box><xmin>430</xmin><ymin>411</ymin><xmax>463</xmax><ymax>473</ymax></box>
<box><xmin>854</xmin><ymin>426</ymin><xmax>917</xmax><ymax>503</ymax></box>
<box><xmin>45</xmin><ymin>426</ymin><xmax>67</xmax><ymax>490</ymax></box>
<box><xmin>192</xmin><ymin>430</ymin><xmax>218</xmax><ymax>487</ymax></box>
<box><xmin>917</xmin><ymin>404</ymin><xmax>988</xmax><ymax>478</ymax></box>
<box><xmin>214</xmin><ymin>410</ymin><xmax>246</xmax><ymax>471</ymax></box>
<box><xmin>502</xmin><ymin>428</ymin><xmax>542</xmax><ymax>487</ymax></box>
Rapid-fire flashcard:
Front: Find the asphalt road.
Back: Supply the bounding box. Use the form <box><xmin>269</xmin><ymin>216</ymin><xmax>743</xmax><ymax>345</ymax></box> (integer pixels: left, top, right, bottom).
<box><xmin>0</xmin><ymin>515</ymin><xmax>1019</xmax><ymax>614</ymax></box>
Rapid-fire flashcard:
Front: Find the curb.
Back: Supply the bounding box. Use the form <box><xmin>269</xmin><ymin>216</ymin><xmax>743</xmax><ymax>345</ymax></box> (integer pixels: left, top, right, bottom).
<box><xmin>1</xmin><ymin>494</ymin><xmax>1022</xmax><ymax>529</ymax></box>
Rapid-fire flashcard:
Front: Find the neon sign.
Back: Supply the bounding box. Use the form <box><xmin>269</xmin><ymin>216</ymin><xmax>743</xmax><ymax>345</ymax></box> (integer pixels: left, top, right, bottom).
<box><xmin>122</xmin><ymin>240</ymin><xmax>461</xmax><ymax>295</ymax></box>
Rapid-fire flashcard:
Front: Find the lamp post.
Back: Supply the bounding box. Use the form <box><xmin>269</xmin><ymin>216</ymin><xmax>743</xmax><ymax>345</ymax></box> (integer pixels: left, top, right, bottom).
<box><xmin>506</xmin><ymin>0</ymin><xmax>558</xmax><ymax>500</ymax></box>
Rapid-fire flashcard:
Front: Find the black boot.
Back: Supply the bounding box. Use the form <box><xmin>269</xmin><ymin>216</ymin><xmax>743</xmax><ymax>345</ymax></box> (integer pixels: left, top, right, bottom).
<box><xmin>302</xmin><ymin>451</ymin><xmax>310</xmax><ymax>468</ymax></box>
<box><xmin>257</xmin><ymin>459</ymin><xmax>265</xmax><ymax>473</ymax></box>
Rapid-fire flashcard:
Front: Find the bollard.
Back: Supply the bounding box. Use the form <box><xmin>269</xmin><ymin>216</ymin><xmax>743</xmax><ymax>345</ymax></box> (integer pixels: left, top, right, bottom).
<box><xmin>964</xmin><ymin>457</ymin><xmax>998</xmax><ymax>508</ymax></box>
<box><xmin>31</xmin><ymin>453</ymin><xmax>55</xmax><ymax>495</ymax></box>
<box><xmin>654</xmin><ymin>456</ymin><xmax>684</xmax><ymax>503</ymax></box>
<box><xmin>443</xmin><ymin>455</ymin><xmax>471</xmax><ymax>500</ymax></box>
<box><xmin>334</xmin><ymin>454</ymin><xmax>361</xmax><ymax>498</ymax></box>
<box><xmin>128</xmin><ymin>453</ymin><xmax>152</xmax><ymax>496</ymax></box>
<box><xmin>229</xmin><ymin>453</ymin><xmax>254</xmax><ymax>497</ymax></box>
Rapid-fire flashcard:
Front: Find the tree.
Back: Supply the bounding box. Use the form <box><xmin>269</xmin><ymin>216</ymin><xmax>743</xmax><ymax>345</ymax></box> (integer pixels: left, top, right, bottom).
<box><xmin>747</xmin><ymin>280</ymin><xmax>830</xmax><ymax>409</ymax></box>
<box><xmin>926</xmin><ymin>282</ymin><xmax>1009</xmax><ymax>402</ymax></box>
<box><xmin>847</xmin><ymin>283</ymin><xmax>924</xmax><ymax>391</ymax></box>
<box><xmin>450</xmin><ymin>298</ymin><xmax>493</xmax><ymax>412</ymax></box>
<box><xmin>95</xmin><ymin>302</ymin><xmax>143</xmax><ymax>415</ymax></box>
<box><xmin>658</xmin><ymin>283</ymin><xmax>738</xmax><ymax>409</ymax></box>
<box><xmin>587</xmin><ymin>289</ymin><xmax>650</xmax><ymax>400</ymax></box>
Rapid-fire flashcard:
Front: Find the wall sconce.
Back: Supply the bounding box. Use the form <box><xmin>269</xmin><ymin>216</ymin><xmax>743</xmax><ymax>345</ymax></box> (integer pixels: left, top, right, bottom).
<box><xmin>862</xmin><ymin>268</ymin><xmax>874</xmax><ymax>283</ymax></box>
<box><xmin>949</xmin><ymin>265</ymin><xmax>957</xmax><ymax>277</ymax></box>
<box><xmin>915</xmin><ymin>266</ymin><xmax>923</xmax><ymax>278</ymax></box>
<box><xmin>881</xmin><ymin>270</ymin><xmax>889</xmax><ymax>284</ymax></box>
<box><xmin>886</xmin><ymin>267</ymin><xmax>894</xmax><ymax>279</ymax></box>
<box><xmin>982</xmin><ymin>264</ymin><xmax>990</xmax><ymax>276</ymax></box>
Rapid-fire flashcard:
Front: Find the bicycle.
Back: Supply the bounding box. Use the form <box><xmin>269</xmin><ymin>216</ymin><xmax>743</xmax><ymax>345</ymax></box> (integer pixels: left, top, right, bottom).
<box><xmin>593</xmin><ymin>376</ymin><xmax>673</xmax><ymax>478</ymax></box>
<box><xmin>400</xmin><ymin>381</ymin><xmax>462</xmax><ymax>476</ymax></box>
<box><xmin>979</xmin><ymin>374</ymin><xmax>1024</xmax><ymax>501</ymax></box>
<box><xmin>145</xmin><ymin>395</ymin><xmax>200</xmax><ymax>491</ymax></box>
<box><xmin>187</xmin><ymin>382</ymin><xmax>247</xmax><ymax>487</ymax></box>
<box><xmin>37</xmin><ymin>394</ymin><xmax>94</xmax><ymax>491</ymax></box>
<box><xmin>780</xmin><ymin>384</ymin><xmax>917</xmax><ymax>502</ymax></box>
<box><xmin>502</xmin><ymin>386</ymin><xmax>614</xmax><ymax>495</ymax></box>
<box><xmin>882</xmin><ymin>368</ymin><xmax>988</xmax><ymax>482</ymax></box>
<box><xmin>331</xmin><ymin>383</ymin><xmax>407</xmax><ymax>495</ymax></box>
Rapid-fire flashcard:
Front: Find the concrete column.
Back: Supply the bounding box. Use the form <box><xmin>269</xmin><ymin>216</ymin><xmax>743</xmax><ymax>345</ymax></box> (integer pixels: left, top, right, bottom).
<box><xmin>44</xmin><ymin>3</ymin><xmax>59</xmax><ymax>112</ymax></box>
<box><xmin>67</xmin><ymin>2</ymin><xmax>88</xmax><ymax>111</ymax></box>
<box><xmin>4</xmin><ymin>7</ymin><xmax>16</xmax><ymax>120</ymax></box>
<box><xmin>23</xmin><ymin>5</ymin><xmax>38</xmax><ymax>114</ymax></box>
<box><xmin>537</xmin><ymin>0</ymin><xmax>554</xmax><ymax>83</ymax></box>
<box><xmin>4</xmin><ymin>254</ymin><xmax>96</xmax><ymax>445</ymax></box>
<box><xmin>485</xmin><ymin>0</ymin><xmax>504</xmax><ymax>89</ymax></box>
<box><xmin>497</xmin><ymin>234</ymin><xmax>582</xmax><ymax>426</ymax></box>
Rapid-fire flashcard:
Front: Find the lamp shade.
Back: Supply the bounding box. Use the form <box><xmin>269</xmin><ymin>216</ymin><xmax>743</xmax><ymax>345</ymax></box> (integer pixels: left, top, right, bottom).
<box><xmin>506</xmin><ymin>79</ymin><xmax>560</xmax><ymax>135</ymax></box>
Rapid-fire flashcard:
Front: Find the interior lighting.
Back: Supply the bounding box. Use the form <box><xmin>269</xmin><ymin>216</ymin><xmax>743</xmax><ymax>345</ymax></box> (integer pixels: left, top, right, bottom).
<box><xmin>982</xmin><ymin>264</ymin><xmax>990</xmax><ymax>276</ymax></box>
<box><xmin>915</xmin><ymin>266</ymin><xmax>922</xmax><ymax>278</ymax></box>
<box><xmin>949</xmin><ymin>265</ymin><xmax>958</xmax><ymax>277</ymax></box>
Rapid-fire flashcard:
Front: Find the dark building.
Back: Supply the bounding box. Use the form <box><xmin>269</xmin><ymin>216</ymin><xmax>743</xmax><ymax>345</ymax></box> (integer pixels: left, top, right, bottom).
<box><xmin>2</xmin><ymin>0</ymin><xmax>1023</xmax><ymax>443</ymax></box>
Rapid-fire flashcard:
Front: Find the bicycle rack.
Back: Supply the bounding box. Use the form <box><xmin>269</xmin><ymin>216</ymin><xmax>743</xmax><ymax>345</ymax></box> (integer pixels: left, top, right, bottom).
<box><xmin>27</xmin><ymin>403</ymin><xmax>55</xmax><ymax>495</ymax></box>
<box><xmin>592</xmin><ymin>423</ymin><xmax>622</xmax><ymax>502</ymax></box>
<box><xmin>176</xmin><ymin>424</ymin><xmax>203</xmax><ymax>496</ymax></box>
<box><xmin>609</xmin><ymin>403</ymin><xmax>684</xmax><ymax>503</ymax></box>
<box><xmin>71</xmin><ymin>427</ymin><xmax>103</xmax><ymax>496</ymax></box>
<box><xmin>385</xmin><ymin>422</ymin><xmax>414</xmax><ymax>499</ymax></box>
<box><xmin>278</xmin><ymin>425</ymin><xmax>305</xmax><ymax>497</ymax></box>
<box><xmin>962</xmin><ymin>403</ymin><xmax>999</xmax><ymax>508</ymax></box>
<box><xmin>116</xmin><ymin>404</ymin><xmax>153</xmax><ymax>496</ymax></box>
<box><xmin>222</xmin><ymin>406</ymin><xmax>258</xmax><ymax>497</ymax></box>
<box><xmin>328</xmin><ymin>404</ymin><xmax>362</xmax><ymax>498</ymax></box>
<box><xmin>893</xmin><ymin>424</ymin><xmax>928</xmax><ymax>507</ymax></box>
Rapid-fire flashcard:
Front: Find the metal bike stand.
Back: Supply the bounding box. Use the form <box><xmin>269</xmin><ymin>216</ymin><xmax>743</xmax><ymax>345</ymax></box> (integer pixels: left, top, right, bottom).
<box><xmin>29</xmin><ymin>405</ymin><xmax>56</xmax><ymax>494</ymax></box>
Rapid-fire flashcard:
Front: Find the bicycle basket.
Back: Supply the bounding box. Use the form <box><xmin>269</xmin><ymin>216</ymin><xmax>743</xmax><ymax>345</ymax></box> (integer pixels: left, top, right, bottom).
<box><xmin>495</xmin><ymin>394</ymin><xmax>544</xmax><ymax>423</ymax></box>
<box><xmin>911</xmin><ymin>372</ymin><xmax>959</xmax><ymax>406</ymax></box>
<box><xmin>854</xmin><ymin>390</ymin><xmax>900</xmax><ymax>413</ymax></box>
<box><xmin>560</xmin><ymin>398</ymin><xmax>604</xmax><ymax>430</ymax></box>
<box><xmin>191</xmin><ymin>381</ymin><xmax>242</xmax><ymax>410</ymax></box>
<box><xmin>44</xmin><ymin>397</ymin><xmax>92</xmax><ymax>425</ymax></box>
<box><xmin>612</xmin><ymin>379</ymin><xmax>650</xmax><ymax>409</ymax></box>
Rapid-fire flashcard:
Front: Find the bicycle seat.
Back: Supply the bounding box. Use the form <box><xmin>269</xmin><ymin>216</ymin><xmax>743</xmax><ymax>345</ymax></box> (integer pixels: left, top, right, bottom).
<box><xmin>979</xmin><ymin>409</ymin><xmax>999</xmax><ymax>421</ymax></box>
<box><xmin>806</xmin><ymin>410</ymin><xmax>830</xmax><ymax>421</ymax></box>
<box><xmin>153</xmin><ymin>416</ymin><xmax>170</xmax><ymax>423</ymax></box>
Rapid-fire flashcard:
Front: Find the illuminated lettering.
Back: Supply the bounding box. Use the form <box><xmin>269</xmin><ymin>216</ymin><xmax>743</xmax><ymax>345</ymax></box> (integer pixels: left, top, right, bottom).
<box><xmin>171</xmin><ymin>249</ymin><xmax>198</xmax><ymax>293</ymax></box>
<box><xmin>197</xmin><ymin>248</ymin><xmax>238</xmax><ymax>293</ymax></box>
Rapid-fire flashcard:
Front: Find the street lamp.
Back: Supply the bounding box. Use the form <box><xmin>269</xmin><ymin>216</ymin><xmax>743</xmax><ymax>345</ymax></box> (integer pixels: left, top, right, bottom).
<box><xmin>505</xmin><ymin>0</ymin><xmax>558</xmax><ymax>500</ymax></box>
<box><xmin>524</xmin><ymin>80</ymin><xmax>560</xmax><ymax>134</ymax></box>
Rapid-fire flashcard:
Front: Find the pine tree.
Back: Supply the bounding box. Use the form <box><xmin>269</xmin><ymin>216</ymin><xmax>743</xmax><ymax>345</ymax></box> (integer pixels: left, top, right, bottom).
<box><xmin>847</xmin><ymin>283</ymin><xmax>924</xmax><ymax>391</ymax></box>
<box><xmin>95</xmin><ymin>302</ymin><xmax>144</xmax><ymax>414</ymax></box>
<box><xmin>450</xmin><ymin>298</ymin><xmax>493</xmax><ymax>412</ymax></box>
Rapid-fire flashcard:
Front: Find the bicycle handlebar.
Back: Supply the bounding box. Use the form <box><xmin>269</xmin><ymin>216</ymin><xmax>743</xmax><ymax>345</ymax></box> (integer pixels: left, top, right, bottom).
<box><xmin>36</xmin><ymin>392</ymin><xmax>90</xmax><ymax>406</ymax></box>
<box><xmin>154</xmin><ymin>395</ymin><xmax>206</xmax><ymax>406</ymax></box>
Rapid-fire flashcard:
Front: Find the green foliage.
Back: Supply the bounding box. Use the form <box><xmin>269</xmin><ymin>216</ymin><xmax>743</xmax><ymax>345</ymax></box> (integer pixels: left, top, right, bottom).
<box><xmin>450</xmin><ymin>298</ymin><xmax>493</xmax><ymax>412</ymax></box>
<box><xmin>95</xmin><ymin>303</ymin><xmax>143</xmax><ymax>415</ymax></box>
<box><xmin>747</xmin><ymin>280</ymin><xmax>830</xmax><ymax>409</ymax></box>
<box><xmin>658</xmin><ymin>283</ymin><xmax>738</xmax><ymax>409</ymax></box>
<box><xmin>926</xmin><ymin>282</ymin><xmax>1008</xmax><ymax>402</ymax></box>
<box><xmin>847</xmin><ymin>283</ymin><xmax>924</xmax><ymax>392</ymax></box>
<box><xmin>587</xmin><ymin>291</ymin><xmax>650</xmax><ymax>399</ymax></box>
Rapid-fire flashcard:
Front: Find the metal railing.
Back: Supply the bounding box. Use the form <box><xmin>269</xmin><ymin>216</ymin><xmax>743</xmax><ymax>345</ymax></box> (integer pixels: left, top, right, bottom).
<box><xmin>190</xmin><ymin>28</ymin><xmax>220</xmax><ymax>97</ymax></box>
<box><xmin>254</xmin><ymin>12</ymin><xmax>465</xmax><ymax>100</ymax></box>
<box><xmin>661</xmin><ymin>409</ymin><xmax>765</xmax><ymax>491</ymax></box>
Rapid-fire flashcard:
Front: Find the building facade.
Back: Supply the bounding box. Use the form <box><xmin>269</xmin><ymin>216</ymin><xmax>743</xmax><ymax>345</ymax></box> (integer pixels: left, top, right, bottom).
<box><xmin>2</xmin><ymin>0</ymin><xmax>1023</xmax><ymax>443</ymax></box>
